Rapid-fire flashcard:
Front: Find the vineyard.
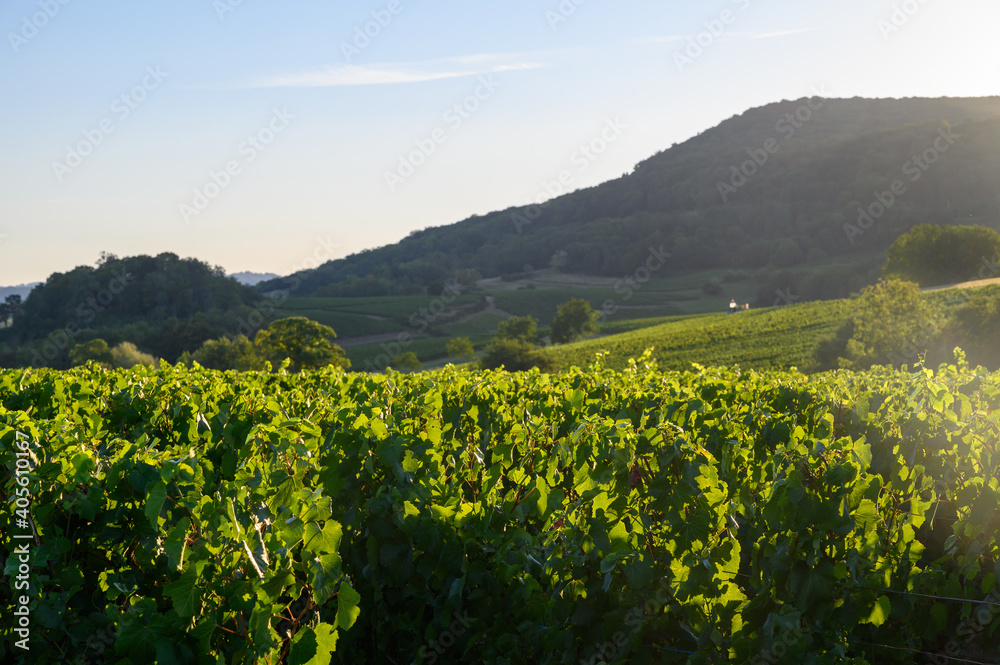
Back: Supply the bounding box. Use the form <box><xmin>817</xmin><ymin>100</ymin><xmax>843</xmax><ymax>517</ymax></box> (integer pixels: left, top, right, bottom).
<box><xmin>549</xmin><ymin>300</ymin><xmax>856</xmax><ymax>373</ymax></box>
<box><xmin>1</xmin><ymin>355</ymin><xmax>998</xmax><ymax>664</ymax></box>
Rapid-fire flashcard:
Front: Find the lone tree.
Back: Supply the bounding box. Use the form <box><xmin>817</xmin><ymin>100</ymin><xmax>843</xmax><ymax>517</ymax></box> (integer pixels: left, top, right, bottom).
<box><xmin>254</xmin><ymin>317</ymin><xmax>350</xmax><ymax>372</ymax></box>
<box><xmin>110</xmin><ymin>342</ymin><xmax>156</xmax><ymax>369</ymax></box>
<box><xmin>884</xmin><ymin>224</ymin><xmax>1000</xmax><ymax>287</ymax></box>
<box><xmin>69</xmin><ymin>339</ymin><xmax>115</xmax><ymax>367</ymax></box>
<box><xmin>496</xmin><ymin>316</ymin><xmax>539</xmax><ymax>344</ymax></box>
<box><xmin>838</xmin><ymin>279</ymin><xmax>941</xmax><ymax>369</ymax></box>
<box><xmin>446</xmin><ymin>336</ymin><xmax>476</xmax><ymax>361</ymax></box>
<box><xmin>550</xmin><ymin>299</ymin><xmax>600</xmax><ymax>344</ymax></box>
<box><xmin>479</xmin><ymin>338</ymin><xmax>554</xmax><ymax>372</ymax></box>
<box><xmin>391</xmin><ymin>351</ymin><xmax>422</xmax><ymax>373</ymax></box>
<box><xmin>183</xmin><ymin>334</ymin><xmax>263</xmax><ymax>371</ymax></box>
<box><xmin>946</xmin><ymin>285</ymin><xmax>1000</xmax><ymax>369</ymax></box>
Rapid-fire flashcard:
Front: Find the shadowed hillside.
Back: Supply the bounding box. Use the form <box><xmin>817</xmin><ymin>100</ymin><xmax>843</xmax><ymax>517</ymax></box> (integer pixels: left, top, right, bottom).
<box><xmin>260</xmin><ymin>96</ymin><xmax>1000</xmax><ymax>300</ymax></box>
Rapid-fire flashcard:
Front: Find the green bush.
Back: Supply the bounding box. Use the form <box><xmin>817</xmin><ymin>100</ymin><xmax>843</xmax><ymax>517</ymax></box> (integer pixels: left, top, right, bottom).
<box><xmin>445</xmin><ymin>337</ymin><xmax>476</xmax><ymax>361</ymax></box>
<box><xmin>945</xmin><ymin>285</ymin><xmax>1000</xmax><ymax>369</ymax></box>
<box><xmin>69</xmin><ymin>339</ymin><xmax>114</xmax><ymax>367</ymax></box>
<box><xmin>837</xmin><ymin>279</ymin><xmax>942</xmax><ymax>369</ymax></box>
<box><xmin>186</xmin><ymin>334</ymin><xmax>264</xmax><ymax>371</ymax></box>
<box><xmin>550</xmin><ymin>299</ymin><xmax>600</xmax><ymax>344</ymax></box>
<box><xmin>391</xmin><ymin>351</ymin><xmax>422</xmax><ymax>372</ymax></box>
<box><xmin>479</xmin><ymin>338</ymin><xmax>555</xmax><ymax>372</ymax></box>
<box><xmin>255</xmin><ymin>317</ymin><xmax>350</xmax><ymax>372</ymax></box>
<box><xmin>884</xmin><ymin>224</ymin><xmax>1000</xmax><ymax>287</ymax></box>
<box><xmin>495</xmin><ymin>316</ymin><xmax>538</xmax><ymax>344</ymax></box>
<box><xmin>110</xmin><ymin>342</ymin><xmax>156</xmax><ymax>368</ymax></box>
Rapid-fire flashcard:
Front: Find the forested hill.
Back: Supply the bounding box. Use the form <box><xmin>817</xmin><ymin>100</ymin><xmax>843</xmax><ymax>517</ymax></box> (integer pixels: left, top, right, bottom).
<box><xmin>0</xmin><ymin>253</ymin><xmax>263</xmax><ymax>366</ymax></box>
<box><xmin>260</xmin><ymin>96</ymin><xmax>1000</xmax><ymax>298</ymax></box>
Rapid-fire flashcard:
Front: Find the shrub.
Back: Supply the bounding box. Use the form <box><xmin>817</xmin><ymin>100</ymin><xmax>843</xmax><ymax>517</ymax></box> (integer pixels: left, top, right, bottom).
<box><xmin>111</xmin><ymin>342</ymin><xmax>156</xmax><ymax>368</ymax></box>
<box><xmin>479</xmin><ymin>339</ymin><xmax>555</xmax><ymax>372</ymax></box>
<box><xmin>496</xmin><ymin>316</ymin><xmax>539</xmax><ymax>344</ymax></box>
<box><xmin>837</xmin><ymin>279</ymin><xmax>942</xmax><ymax>369</ymax></box>
<box><xmin>550</xmin><ymin>299</ymin><xmax>600</xmax><ymax>344</ymax></box>
<box><xmin>255</xmin><ymin>317</ymin><xmax>350</xmax><ymax>372</ymax></box>
<box><xmin>391</xmin><ymin>352</ymin><xmax>422</xmax><ymax>372</ymax></box>
<box><xmin>884</xmin><ymin>224</ymin><xmax>1000</xmax><ymax>287</ymax></box>
<box><xmin>189</xmin><ymin>335</ymin><xmax>264</xmax><ymax>371</ymax></box>
<box><xmin>69</xmin><ymin>339</ymin><xmax>114</xmax><ymax>367</ymax></box>
<box><xmin>445</xmin><ymin>337</ymin><xmax>476</xmax><ymax>361</ymax></box>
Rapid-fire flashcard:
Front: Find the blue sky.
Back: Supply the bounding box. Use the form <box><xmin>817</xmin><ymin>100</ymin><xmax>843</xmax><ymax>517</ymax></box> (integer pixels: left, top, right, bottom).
<box><xmin>1</xmin><ymin>0</ymin><xmax>998</xmax><ymax>284</ymax></box>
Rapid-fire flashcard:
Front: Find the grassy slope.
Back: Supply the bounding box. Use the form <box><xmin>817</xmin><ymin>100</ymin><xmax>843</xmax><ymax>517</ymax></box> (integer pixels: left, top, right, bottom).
<box><xmin>548</xmin><ymin>299</ymin><xmax>856</xmax><ymax>372</ymax></box>
<box><xmin>339</xmin><ymin>283</ymin><xmax>989</xmax><ymax>373</ymax></box>
<box><xmin>546</xmin><ymin>285</ymin><xmax>987</xmax><ymax>373</ymax></box>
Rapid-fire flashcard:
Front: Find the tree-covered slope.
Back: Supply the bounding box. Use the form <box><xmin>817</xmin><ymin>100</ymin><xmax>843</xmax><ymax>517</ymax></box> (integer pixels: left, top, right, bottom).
<box><xmin>260</xmin><ymin>96</ymin><xmax>1000</xmax><ymax>298</ymax></box>
<box><xmin>0</xmin><ymin>253</ymin><xmax>264</xmax><ymax>366</ymax></box>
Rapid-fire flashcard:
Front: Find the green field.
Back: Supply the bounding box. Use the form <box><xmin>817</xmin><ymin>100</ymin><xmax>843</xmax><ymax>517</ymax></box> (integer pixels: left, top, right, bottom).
<box><xmin>549</xmin><ymin>299</ymin><xmax>856</xmax><ymax>372</ymax></box>
<box><xmin>1</xmin><ymin>361</ymin><xmax>996</xmax><ymax>663</ymax></box>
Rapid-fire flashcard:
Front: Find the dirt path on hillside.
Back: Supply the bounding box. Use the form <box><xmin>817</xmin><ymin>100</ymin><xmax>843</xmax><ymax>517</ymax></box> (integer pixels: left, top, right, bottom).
<box><xmin>923</xmin><ymin>276</ymin><xmax>1000</xmax><ymax>292</ymax></box>
<box><xmin>338</xmin><ymin>332</ymin><xmax>433</xmax><ymax>348</ymax></box>
<box><xmin>341</xmin><ymin>297</ymin><xmax>514</xmax><ymax>347</ymax></box>
<box><xmin>476</xmin><ymin>273</ymin><xmax>619</xmax><ymax>291</ymax></box>
<box><xmin>448</xmin><ymin>295</ymin><xmax>515</xmax><ymax>325</ymax></box>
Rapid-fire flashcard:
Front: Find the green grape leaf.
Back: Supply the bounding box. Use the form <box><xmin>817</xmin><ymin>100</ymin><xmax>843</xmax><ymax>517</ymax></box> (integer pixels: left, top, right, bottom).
<box><xmin>866</xmin><ymin>595</ymin><xmax>891</xmax><ymax>627</ymax></box>
<box><xmin>336</xmin><ymin>582</ymin><xmax>362</xmax><ymax>631</ymax></box>
<box><xmin>164</xmin><ymin>567</ymin><xmax>202</xmax><ymax>618</ymax></box>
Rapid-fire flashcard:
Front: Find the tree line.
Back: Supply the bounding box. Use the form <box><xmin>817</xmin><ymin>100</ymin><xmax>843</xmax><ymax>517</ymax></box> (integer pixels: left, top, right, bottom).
<box><xmin>0</xmin><ymin>252</ymin><xmax>264</xmax><ymax>368</ymax></box>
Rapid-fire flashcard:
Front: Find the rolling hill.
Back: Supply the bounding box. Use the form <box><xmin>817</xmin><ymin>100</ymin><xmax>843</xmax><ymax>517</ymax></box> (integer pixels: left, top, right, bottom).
<box><xmin>260</xmin><ymin>96</ymin><xmax>1000</xmax><ymax>303</ymax></box>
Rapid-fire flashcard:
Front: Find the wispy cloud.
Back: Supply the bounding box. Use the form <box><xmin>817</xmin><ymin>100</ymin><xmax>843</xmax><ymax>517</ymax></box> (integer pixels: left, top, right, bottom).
<box><xmin>642</xmin><ymin>35</ymin><xmax>690</xmax><ymax>44</ymax></box>
<box><xmin>747</xmin><ymin>28</ymin><xmax>816</xmax><ymax>39</ymax></box>
<box><xmin>642</xmin><ymin>27</ymin><xmax>816</xmax><ymax>44</ymax></box>
<box><xmin>246</xmin><ymin>53</ymin><xmax>547</xmax><ymax>88</ymax></box>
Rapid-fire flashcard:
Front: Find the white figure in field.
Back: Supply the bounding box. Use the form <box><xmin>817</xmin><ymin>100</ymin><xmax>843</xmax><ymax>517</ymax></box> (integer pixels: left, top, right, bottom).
<box><xmin>729</xmin><ymin>299</ymin><xmax>738</xmax><ymax>314</ymax></box>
